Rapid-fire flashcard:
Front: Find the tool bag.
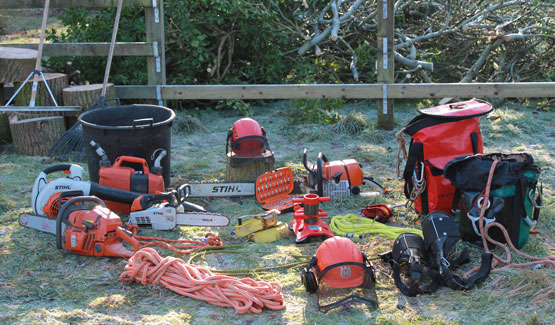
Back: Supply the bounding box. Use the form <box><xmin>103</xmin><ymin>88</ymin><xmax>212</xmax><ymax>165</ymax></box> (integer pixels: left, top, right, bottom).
<box><xmin>399</xmin><ymin>99</ymin><xmax>493</xmax><ymax>215</ymax></box>
<box><xmin>444</xmin><ymin>153</ymin><xmax>542</xmax><ymax>249</ymax></box>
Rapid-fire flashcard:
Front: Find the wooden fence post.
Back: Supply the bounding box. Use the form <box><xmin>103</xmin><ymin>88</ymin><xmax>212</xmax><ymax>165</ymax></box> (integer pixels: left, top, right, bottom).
<box><xmin>376</xmin><ymin>0</ymin><xmax>394</xmax><ymax>130</ymax></box>
<box><xmin>145</xmin><ymin>0</ymin><xmax>166</xmax><ymax>106</ymax></box>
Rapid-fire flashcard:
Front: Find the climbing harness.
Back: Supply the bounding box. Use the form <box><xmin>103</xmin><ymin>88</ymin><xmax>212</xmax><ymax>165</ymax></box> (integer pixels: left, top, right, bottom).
<box><xmin>381</xmin><ymin>211</ymin><xmax>493</xmax><ymax>296</ymax></box>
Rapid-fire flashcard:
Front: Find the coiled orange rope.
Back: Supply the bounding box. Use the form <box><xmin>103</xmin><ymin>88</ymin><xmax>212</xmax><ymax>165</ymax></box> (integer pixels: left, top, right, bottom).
<box><xmin>120</xmin><ymin>248</ymin><xmax>286</xmax><ymax>314</ymax></box>
<box><xmin>464</xmin><ymin>159</ymin><xmax>555</xmax><ymax>277</ymax></box>
<box><xmin>127</xmin><ymin>224</ymin><xmax>223</xmax><ymax>255</ymax></box>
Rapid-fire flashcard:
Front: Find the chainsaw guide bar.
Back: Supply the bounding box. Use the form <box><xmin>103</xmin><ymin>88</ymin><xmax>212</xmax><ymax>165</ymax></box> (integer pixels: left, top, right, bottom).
<box><xmin>187</xmin><ymin>182</ymin><xmax>255</xmax><ymax>198</ymax></box>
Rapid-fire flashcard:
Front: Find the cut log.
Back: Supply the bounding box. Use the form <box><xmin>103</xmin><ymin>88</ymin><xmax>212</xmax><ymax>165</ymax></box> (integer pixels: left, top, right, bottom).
<box><xmin>62</xmin><ymin>83</ymin><xmax>115</xmax><ymax>110</ymax></box>
<box><xmin>13</xmin><ymin>72</ymin><xmax>68</xmax><ymax>107</ymax></box>
<box><xmin>0</xmin><ymin>114</ymin><xmax>11</xmax><ymax>143</ymax></box>
<box><xmin>10</xmin><ymin>116</ymin><xmax>66</xmax><ymax>156</ymax></box>
<box><xmin>225</xmin><ymin>152</ymin><xmax>274</xmax><ymax>182</ymax></box>
<box><xmin>0</xmin><ymin>47</ymin><xmax>38</xmax><ymax>83</ymax></box>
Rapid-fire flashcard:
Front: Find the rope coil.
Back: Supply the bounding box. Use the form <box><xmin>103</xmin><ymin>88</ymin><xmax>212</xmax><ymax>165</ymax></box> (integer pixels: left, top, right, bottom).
<box><xmin>121</xmin><ymin>248</ymin><xmax>286</xmax><ymax>314</ymax></box>
<box><xmin>127</xmin><ymin>224</ymin><xmax>224</xmax><ymax>255</ymax></box>
<box><xmin>330</xmin><ymin>214</ymin><xmax>423</xmax><ymax>239</ymax></box>
<box><xmin>464</xmin><ymin>159</ymin><xmax>555</xmax><ymax>277</ymax></box>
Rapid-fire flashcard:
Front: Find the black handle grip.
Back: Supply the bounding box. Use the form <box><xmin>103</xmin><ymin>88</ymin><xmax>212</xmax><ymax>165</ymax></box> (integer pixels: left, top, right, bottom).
<box><xmin>90</xmin><ymin>182</ymin><xmax>142</xmax><ymax>204</ymax></box>
<box><xmin>133</xmin><ymin>118</ymin><xmax>154</xmax><ymax>128</ymax></box>
<box><xmin>138</xmin><ymin>192</ymin><xmax>178</xmax><ymax>209</ymax></box>
<box><xmin>43</xmin><ymin>164</ymin><xmax>73</xmax><ymax>175</ymax></box>
<box><xmin>176</xmin><ymin>184</ymin><xmax>192</xmax><ymax>203</ymax></box>
<box><xmin>58</xmin><ymin>190</ymin><xmax>85</xmax><ymax>212</ymax></box>
<box><xmin>303</xmin><ymin>148</ymin><xmax>318</xmax><ymax>179</ymax></box>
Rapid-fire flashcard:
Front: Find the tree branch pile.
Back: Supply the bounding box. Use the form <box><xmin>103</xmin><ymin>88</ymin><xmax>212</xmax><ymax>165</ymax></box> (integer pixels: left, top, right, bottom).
<box><xmin>279</xmin><ymin>0</ymin><xmax>554</xmax><ymax>83</ymax></box>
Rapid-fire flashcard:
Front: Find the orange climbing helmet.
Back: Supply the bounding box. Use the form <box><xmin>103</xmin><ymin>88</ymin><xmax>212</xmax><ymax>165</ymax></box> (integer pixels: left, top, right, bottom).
<box><xmin>316</xmin><ymin>236</ymin><xmax>367</xmax><ymax>288</ymax></box>
<box><xmin>301</xmin><ymin>236</ymin><xmax>378</xmax><ymax>313</ymax></box>
<box><xmin>226</xmin><ymin>118</ymin><xmax>275</xmax><ymax>168</ymax></box>
<box><xmin>227</xmin><ymin>118</ymin><xmax>267</xmax><ymax>157</ymax></box>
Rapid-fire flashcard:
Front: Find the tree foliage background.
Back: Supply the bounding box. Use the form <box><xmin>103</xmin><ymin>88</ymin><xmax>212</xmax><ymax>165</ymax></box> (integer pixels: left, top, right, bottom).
<box><xmin>45</xmin><ymin>0</ymin><xmax>554</xmax><ymax>87</ymax></box>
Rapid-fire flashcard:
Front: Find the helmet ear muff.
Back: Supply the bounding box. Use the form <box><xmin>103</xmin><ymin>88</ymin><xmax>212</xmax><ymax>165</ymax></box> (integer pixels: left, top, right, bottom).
<box><xmin>302</xmin><ymin>256</ymin><xmax>318</xmax><ymax>293</ymax></box>
<box><xmin>301</xmin><ymin>267</ymin><xmax>318</xmax><ymax>293</ymax></box>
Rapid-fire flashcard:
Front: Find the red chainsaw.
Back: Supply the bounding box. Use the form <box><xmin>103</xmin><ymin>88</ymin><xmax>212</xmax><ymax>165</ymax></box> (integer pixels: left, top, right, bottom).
<box><xmin>19</xmin><ymin>196</ymin><xmax>139</xmax><ymax>258</ymax></box>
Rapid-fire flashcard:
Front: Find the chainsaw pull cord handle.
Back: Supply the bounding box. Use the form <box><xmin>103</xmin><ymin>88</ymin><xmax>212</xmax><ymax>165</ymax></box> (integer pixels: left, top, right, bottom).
<box><xmin>56</xmin><ymin>196</ymin><xmax>106</xmax><ymax>250</ymax></box>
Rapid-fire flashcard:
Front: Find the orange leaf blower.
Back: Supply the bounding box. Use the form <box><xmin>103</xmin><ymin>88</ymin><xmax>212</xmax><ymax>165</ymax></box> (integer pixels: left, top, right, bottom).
<box><xmin>91</xmin><ymin>141</ymin><xmax>165</xmax><ymax>214</ymax></box>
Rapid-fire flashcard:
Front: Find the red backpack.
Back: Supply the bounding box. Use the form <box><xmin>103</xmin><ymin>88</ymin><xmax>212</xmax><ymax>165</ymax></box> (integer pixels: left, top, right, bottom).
<box><xmin>399</xmin><ymin>99</ymin><xmax>493</xmax><ymax>215</ymax></box>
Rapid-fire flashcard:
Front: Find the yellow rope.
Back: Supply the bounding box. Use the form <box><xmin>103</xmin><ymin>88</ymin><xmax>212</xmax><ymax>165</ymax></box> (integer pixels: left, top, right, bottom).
<box><xmin>330</xmin><ymin>214</ymin><xmax>422</xmax><ymax>239</ymax></box>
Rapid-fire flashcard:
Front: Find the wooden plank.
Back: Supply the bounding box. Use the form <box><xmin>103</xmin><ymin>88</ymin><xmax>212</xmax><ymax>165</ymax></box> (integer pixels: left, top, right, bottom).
<box><xmin>376</xmin><ymin>0</ymin><xmax>395</xmax><ymax>130</ymax></box>
<box><xmin>0</xmin><ymin>0</ymin><xmax>151</xmax><ymax>9</ymax></box>
<box><xmin>0</xmin><ymin>43</ymin><xmax>154</xmax><ymax>57</ymax></box>
<box><xmin>0</xmin><ymin>106</ymin><xmax>81</xmax><ymax>113</ymax></box>
<box><xmin>113</xmin><ymin>83</ymin><xmax>555</xmax><ymax>100</ymax></box>
<box><xmin>389</xmin><ymin>83</ymin><xmax>555</xmax><ymax>98</ymax></box>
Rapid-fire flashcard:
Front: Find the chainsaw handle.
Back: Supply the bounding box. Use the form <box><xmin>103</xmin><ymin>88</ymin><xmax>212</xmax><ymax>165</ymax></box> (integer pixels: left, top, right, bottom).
<box><xmin>302</xmin><ymin>148</ymin><xmax>318</xmax><ymax>179</ymax></box>
<box><xmin>131</xmin><ymin>192</ymin><xmax>177</xmax><ymax>211</ymax></box>
<box><xmin>56</xmin><ymin>196</ymin><xmax>106</xmax><ymax>250</ymax></box>
<box><xmin>115</xmin><ymin>227</ymin><xmax>139</xmax><ymax>257</ymax></box>
<box><xmin>112</xmin><ymin>156</ymin><xmax>150</xmax><ymax>174</ymax></box>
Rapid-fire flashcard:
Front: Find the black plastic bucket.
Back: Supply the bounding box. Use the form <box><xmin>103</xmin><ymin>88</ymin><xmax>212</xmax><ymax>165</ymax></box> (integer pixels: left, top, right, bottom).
<box><xmin>79</xmin><ymin>104</ymin><xmax>175</xmax><ymax>186</ymax></box>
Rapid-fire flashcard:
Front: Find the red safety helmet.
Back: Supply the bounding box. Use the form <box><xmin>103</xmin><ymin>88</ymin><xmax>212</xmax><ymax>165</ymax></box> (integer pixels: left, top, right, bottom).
<box><xmin>227</xmin><ymin>118</ymin><xmax>268</xmax><ymax>157</ymax></box>
<box><xmin>315</xmin><ymin>236</ymin><xmax>367</xmax><ymax>288</ymax></box>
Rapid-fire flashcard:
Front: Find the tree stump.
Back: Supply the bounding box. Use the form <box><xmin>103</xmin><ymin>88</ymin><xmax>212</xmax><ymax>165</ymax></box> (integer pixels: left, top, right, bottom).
<box><xmin>10</xmin><ymin>116</ymin><xmax>66</xmax><ymax>156</ymax></box>
<box><xmin>13</xmin><ymin>72</ymin><xmax>68</xmax><ymax>107</ymax></box>
<box><xmin>62</xmin><ymin>83</ymin><xmax>115</xmax><ymax>110</ymax></box>
<box><xmin>0</xmin><ymin>47</ymin><xmax>38</xmax><ymax>141</ymax></box>
<box><xmin>225</xmin><ymin>152</ymin><xmax>274</xmax><ymax>182</ymax></box>
<box><xmin>0</xmin><ymin>47</ymin><xmax>38</xmax><ymax>84</ymax></box>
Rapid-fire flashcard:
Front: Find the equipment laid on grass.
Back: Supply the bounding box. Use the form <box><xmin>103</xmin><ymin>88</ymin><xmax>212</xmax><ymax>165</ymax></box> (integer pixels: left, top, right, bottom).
<box><xmin>31</xmin><ymin>164</ymin><xmax>228</xmax><ymax>228</ymax></box>
<box><xmin>226</xmin><ymin>118</ymin><xmax>275</xmax><ymax>168</ymax></box>
<box><xmin>444</xmin><ymin>153</ymin><xmax>542</xmax><ymax>249</ymax></box>
<box><xmin>255</xmin><ymin>167</ymin><xmax>301</xmax><ymax>211</ymax></box>
<box><xmin>94</xmin><ymin>140</ymin><xmax>166</xmax><ymax>214</ymax></box>
<box><xmin>19</xmin><ymin>196</ymin><xmax>139</xmax><ymax>258</ymax></box>
<box><xmin>397</xmin><ymin>99</ymin><xmax>493</xmax><ymax>215</ymax></box>
<box><xmin>301</xmin><ymin>236</ymin><xmax>378</xmax><ymax>313</ymax></box>
<box><xmin>121</xmin><ymin>247</ymin><xmax>286</xmax><ymax>314</ymax></box>
<box><xmin>381</xmin><ymin>212</ymin><xmax>493</xmax><ymax>296</ymax></box>
<box><xmin>329</xmin><ymin>214</ymin><xmax>423</xmax><ymax>240</ymax></box>
<box><xmin>247</xmin><ymin>222</ymin><xmax>289</xmax><ymax>243</ymax></box>
<box><xmin>302</xmin><ymin>148</ymin><xmax>383</xmax><ymax>200</ymax></box>
<box><xmin>290</xmin><ymin>194</ymin><xmax>334</xmax><ymax>243</ymax></box>
<box><xmin>235</xmin><ymin>210</ymin><xmax>279</xmax><ymax>238</ymax></box>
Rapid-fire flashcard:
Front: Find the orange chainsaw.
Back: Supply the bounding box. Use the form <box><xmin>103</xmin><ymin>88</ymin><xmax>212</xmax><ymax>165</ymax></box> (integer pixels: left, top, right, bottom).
<box><xmin>302</xmin><ymin>148</ymin><xmax>384</xmax><ymax>200</ymax></box>
<box><xmin>19</xmin><ymin>195</ymin><xmax>139</xmax><ymax>258</ymax></box>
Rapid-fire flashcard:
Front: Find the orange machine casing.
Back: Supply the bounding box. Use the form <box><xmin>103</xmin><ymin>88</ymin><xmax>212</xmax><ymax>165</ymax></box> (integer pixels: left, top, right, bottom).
<box><xmin>99</xmin><ymin>156</ymin><xmax>164</xmax><ymax>214</ymax></box>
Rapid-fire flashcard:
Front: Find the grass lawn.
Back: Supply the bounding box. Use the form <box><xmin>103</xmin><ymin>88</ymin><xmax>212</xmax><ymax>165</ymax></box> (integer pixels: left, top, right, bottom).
<box><xmin>0</xmin><ymin>99</ymin><xmax>553</xmax><ymax>324</ymax></box>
